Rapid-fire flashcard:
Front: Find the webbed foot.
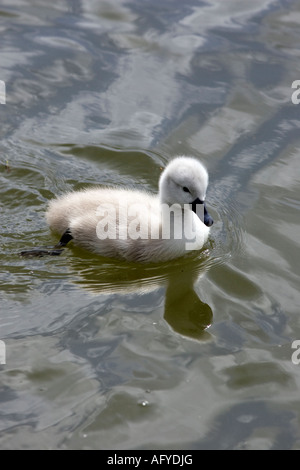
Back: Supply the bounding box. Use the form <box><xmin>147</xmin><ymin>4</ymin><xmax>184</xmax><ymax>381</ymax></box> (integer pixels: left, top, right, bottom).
<box><xmin>19</xmin><ymin>228</ymin><xmax>73</xmax><ymax>258</ymax></box>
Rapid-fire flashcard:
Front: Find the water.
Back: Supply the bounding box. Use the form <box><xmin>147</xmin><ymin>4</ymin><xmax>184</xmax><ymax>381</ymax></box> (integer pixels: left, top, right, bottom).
<box><xmin>1</xmin><ymin>0</ymin><xmax>300</xmax><ymax>450</ymax></box>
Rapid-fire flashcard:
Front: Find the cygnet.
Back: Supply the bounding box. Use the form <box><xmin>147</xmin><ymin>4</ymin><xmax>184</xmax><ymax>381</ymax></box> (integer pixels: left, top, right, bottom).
<box><xmin>45</xmin><ymin>156</ymin><xmax>214</xmax><ymax>262</ymax></box>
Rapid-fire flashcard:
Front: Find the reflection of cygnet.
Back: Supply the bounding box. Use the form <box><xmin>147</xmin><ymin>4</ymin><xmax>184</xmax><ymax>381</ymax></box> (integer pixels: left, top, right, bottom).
<box><xmin>46</xmin><ymin>156</ymin><xmax>214</xmax><ymax>262</ymax></box>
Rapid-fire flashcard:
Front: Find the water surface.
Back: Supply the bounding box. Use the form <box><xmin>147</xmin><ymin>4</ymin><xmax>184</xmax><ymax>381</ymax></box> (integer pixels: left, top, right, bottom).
<box><xmin>1</xmin><ymin>0</ymin><xmax>300</xmax><ymax>450</ymax></box>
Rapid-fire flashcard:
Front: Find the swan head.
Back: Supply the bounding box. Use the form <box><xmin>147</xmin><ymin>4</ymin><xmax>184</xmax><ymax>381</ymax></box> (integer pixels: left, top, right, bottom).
<box><xmin>159</xmin><ymin>156</ymin><xmax>214</xmax><ymax>227</ymax></box>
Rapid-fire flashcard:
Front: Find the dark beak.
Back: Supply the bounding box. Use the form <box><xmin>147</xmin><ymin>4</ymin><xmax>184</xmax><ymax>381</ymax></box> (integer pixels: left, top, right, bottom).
<box><xmin>191</xmin><ymin>198</ymin><xmax>214</xmax><ymax>227</ymax></box>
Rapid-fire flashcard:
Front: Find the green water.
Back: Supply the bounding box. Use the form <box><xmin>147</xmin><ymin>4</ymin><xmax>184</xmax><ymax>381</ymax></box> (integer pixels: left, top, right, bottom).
<box><xmin>1</xmin><ymin>0</ymin><xmax>300</xmax><ymax>450</ymax></box>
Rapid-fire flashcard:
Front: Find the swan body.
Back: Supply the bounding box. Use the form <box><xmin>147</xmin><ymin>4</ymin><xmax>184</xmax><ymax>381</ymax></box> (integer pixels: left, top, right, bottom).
<box><xmin>46</xmin><ymin>156</ymin><xmax>213</xmax><ymax>262</ymax></box>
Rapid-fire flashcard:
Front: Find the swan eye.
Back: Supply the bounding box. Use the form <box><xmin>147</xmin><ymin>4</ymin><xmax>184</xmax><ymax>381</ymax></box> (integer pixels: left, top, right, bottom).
<box><xmin>183</xmin><ymin>186</ymin><xmax>190</xmax><ymax>193</ymax></box>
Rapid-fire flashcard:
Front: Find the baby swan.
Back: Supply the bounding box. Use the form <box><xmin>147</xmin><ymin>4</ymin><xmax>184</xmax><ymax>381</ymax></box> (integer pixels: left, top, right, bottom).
<box><xmin>46</xmin><ymin>156</ymin><xmax>213</xmax><ymax>263</ymax></box>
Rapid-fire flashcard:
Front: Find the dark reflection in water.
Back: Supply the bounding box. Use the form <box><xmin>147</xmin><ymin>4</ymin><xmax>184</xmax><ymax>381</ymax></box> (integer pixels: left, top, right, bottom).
<box><xmin>164</xmin><ymin>267</ymin><xmax>213</xmax><ymax>340</ymax></box>
<box><xmin>67</xmin><ymin>247</ymin><xmax>214</xmax><ymax>341</ymax></box>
